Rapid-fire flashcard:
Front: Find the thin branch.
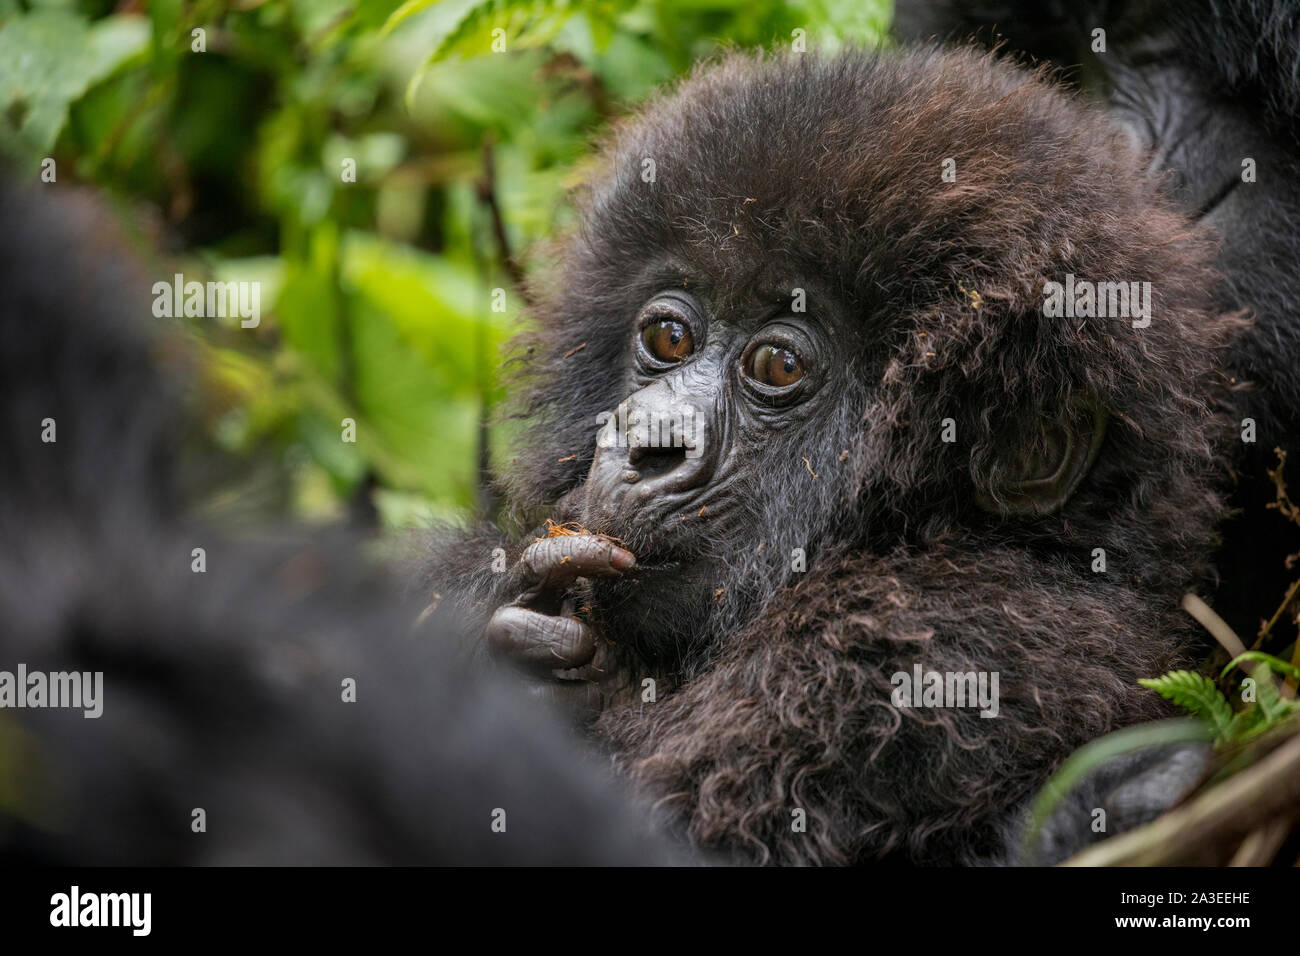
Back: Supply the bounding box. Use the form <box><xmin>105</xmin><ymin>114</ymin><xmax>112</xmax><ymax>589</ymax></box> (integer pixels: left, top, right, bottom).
<box><xmin>1256</xmin><ymin>577</ymin><xmax>1300</xmax><ymax>648</ymax></box>
<box><xmin>475</xmin><ymin>135</ymin><xmax>530</xmax><ymax>305</ymax></box>
<box><xmin>1265</xmin><ymin>447</ymin><xmax>1300</xmax><ymax>527</ymax></box>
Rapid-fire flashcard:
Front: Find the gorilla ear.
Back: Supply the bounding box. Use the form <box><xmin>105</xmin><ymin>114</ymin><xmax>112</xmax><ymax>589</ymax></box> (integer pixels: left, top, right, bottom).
<box><xmin>975</xmin><ymin>400</ymin><xmax>1108</xmax><ymax>517</ymax></box>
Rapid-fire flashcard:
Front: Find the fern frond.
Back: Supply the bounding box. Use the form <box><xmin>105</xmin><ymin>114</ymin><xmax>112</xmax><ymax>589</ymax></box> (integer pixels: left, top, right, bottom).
<box><xmin>1138</xmin><ymin>671</ymin><xmax>1235</xmax><ymax>742</ymax></box>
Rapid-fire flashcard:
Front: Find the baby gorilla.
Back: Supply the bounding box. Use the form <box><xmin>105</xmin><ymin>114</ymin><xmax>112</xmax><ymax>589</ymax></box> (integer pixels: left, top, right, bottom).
<box><xmin>419</xmin><ymin>47</ymin><xmax>1242</xmax><ymax>865</ymax></box>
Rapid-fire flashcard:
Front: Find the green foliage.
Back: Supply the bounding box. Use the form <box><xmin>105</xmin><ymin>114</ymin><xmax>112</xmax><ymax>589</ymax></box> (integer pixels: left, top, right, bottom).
<box><xmin>0</xmin><ymin>0</ymin><xmax>890</xmax><ymax>528</ymax></box>
<box><xmin>0</xmin><ymin>6</ymin><xmax>149</xmax><ymax>162</ymax></box>
<box><xmin>1138</xmin><ymin>671</ymin><xmax>1237</xmax><ymax>744</ymax></box>
<box><xmin>1221</xmin><ymin>650</ymin><xmax>1300</xmax><ymax>683</ymax></box>
<box><xmin>1140</xmin><ymin>656</ymin><xmax>1300</xmax><ymax>748</ymax></box>
<box><xmin>1024</xmin><ymin>650</ymin><xmax>1300</xmax><ymax>860</ymax></box>
<box><xmin>1023</xmin><ymin>654</ymin><xmax>1300</xmax><ymax>861</ymax></box>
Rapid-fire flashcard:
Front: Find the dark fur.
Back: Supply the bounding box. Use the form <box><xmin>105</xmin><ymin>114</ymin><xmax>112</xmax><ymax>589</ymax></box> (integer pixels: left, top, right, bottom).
<box><xmin>0</xmin><ymin>185</ymin><xmax>678</xmax><ymax>865</ymax></box>
<box><xmin>896</xmin><ymin>0</ymin><xmax>1300</xmax><ymax>861</ymax></box>
<box><xmin>895</xmin><ymin>0</ymin><xmax>1300</xmax><ymax>625</ymax></box>
<box><xmin>421</xmin><ymin>48</ymin><xmax>1243</xmax><ymax>864</ymax></box>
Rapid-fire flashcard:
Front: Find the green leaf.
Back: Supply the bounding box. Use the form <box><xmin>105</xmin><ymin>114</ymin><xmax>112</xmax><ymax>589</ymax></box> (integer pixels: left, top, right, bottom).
<box><xmin>278</xmin><ymin>225</ymin><xmax>345</xmax><ymax>385</ymax></box>
<box><xmin>413</xmin><ymin>0</ymin><xmax>623</xmax><ymax>70</ymax></box>
<box><xmin>340</xmin><ymin>230</ymin><xmax>512</xmax><ymax>392</ymax></box>
<box><xmin>1137</xmin><ymin>670</ymin><xmax>1236</xmax><ymax>742</ymax></box>
<box><xmin>795</xmin><ymin>0</ymin><xmax>893</xmax><ymax>50</ymax></box>
<box><xmin>345</xmin><ymin>292</ymin><xmax>481</xmax><ymax>503</ymax></box>
<box><xmin>1221</xmin><ymin>651</ymin><xmax>1300</xmax><ymax>682</ymax></box>
<box><xmin>0</xmin><ymin>10</ymin><xmax>150</xmax><ymax>165</ymax></box>
<box><xmin>383</xmin><ymin>0</ymin><xmax>447</xmax><ymax>35</ymax></box>
<box><xmin>1251</xmin><ymin>668</ymin><xmax>1291</xmax><ymax>724</ymax></box>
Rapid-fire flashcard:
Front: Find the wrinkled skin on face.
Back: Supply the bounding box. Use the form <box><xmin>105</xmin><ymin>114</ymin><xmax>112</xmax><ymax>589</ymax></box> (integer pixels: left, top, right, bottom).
<box><xmin>574</xmin><ymin>287</ymin><xmax>853</xmax><ymax>669</ymax></box>
<box><xmin>417</xmin><ymin>47</ymin><xmax>1242</xmax><ymax>863</ymax></box>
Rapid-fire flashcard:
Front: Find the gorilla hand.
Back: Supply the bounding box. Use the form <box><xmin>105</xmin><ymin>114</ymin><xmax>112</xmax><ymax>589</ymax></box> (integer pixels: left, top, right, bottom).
<box><xmin>486</xmin><ymin>534</ymin><xmax>635</xmax><ymax>722</ymax></box>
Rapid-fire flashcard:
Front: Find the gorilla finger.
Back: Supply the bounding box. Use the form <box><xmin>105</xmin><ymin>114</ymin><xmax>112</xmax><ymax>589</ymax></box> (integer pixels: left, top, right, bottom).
<box><xmin>486</xmin><ymin>605</ymin><xmax>598</xmax><ymax>670</ymax></box>
<box><xmin>517</xmin><ymin>535</ymin><xmax>636</xmax><ymax>591</ymax></box>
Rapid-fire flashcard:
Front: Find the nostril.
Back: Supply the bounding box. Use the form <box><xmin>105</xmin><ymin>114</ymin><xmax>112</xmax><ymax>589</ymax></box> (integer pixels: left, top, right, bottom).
<box><xmin>628</xmin><ymin>443</ymin><xmax>686</xmax><ymax>478</ymax></box>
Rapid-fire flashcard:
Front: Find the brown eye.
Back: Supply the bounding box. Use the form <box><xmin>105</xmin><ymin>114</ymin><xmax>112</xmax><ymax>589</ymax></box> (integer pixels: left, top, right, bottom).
<box><xmin>748</xmin><ymin>344</ymin><xmax>805</xmax><ymax>387</ymax></box>
<box><xmin>642</xmin><ymin>319</ymin><xmax>694</xmax><ymax>362</ymax></box>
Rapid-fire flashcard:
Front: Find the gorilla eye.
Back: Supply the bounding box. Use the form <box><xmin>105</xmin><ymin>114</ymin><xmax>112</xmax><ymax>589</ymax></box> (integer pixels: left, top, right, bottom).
<box><xmin>641</xmin><ymin>319</ymin><xmax>694</xmax><ymax>362</ymax></box>
<box><xmin>635</xmin><ymin>293</ymin><xmax>703</xmax><ymax>370</ymax></box>
<box><xmin>747</xmin><ymin>344</ymin><xmax>805</xmax><ymax>387</ymax></box>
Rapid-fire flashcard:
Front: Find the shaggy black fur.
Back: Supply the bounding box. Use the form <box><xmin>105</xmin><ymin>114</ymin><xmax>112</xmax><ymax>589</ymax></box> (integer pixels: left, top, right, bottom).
<box><xmin>896</xmin><ymin>0</ymin><xmax>1300</xmax><ymax>862</ymax></box>
<box><xmin>0</xmin><ymin>185</ymin><xmax>677</xmax><ymax>865</ymax></box>
<box><xmin>895</xmin><ymin>0</ymin><xmax>1300</xmax><ymax>633</ymax></box>
<box><xmin>418</xmin><ymin>47</ymin><xmax>1246</xmax><ymax>864</ymax></box>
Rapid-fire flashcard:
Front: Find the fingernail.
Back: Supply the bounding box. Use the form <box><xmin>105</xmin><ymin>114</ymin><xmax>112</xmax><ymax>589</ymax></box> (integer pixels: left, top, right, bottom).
<box><xmin>610</xmin><ymin>547</ymin><xmax>636</xmax><ymax>570</ymax></box>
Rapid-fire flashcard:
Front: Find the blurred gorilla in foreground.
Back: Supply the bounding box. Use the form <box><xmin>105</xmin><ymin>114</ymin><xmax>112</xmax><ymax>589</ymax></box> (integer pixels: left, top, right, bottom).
<box><xmin>0</xmin><ymin>184</ymin><xmax>678</xmax><ymax>865</ymax></box>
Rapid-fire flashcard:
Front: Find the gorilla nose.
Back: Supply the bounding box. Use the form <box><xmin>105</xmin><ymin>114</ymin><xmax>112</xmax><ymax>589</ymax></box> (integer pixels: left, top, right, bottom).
<box><xmin>620</xmin><ymin>396</ymin><xmax>712</xmax><ymax>493</ymax></box>
<box><xmin>586</xmin><ymin>385</ymin><xmax>715</xmax><ymax>506</ymax></box>
<box><xmin>628</xmin><ymin>442</ymin><xmax>688</xmax><ymax>479</ymax></box>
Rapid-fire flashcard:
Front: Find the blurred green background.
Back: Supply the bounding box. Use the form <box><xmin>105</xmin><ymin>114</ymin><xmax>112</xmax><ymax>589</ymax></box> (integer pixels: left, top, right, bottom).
<box><xmin>0</xmin><ymin>0</ymin><xmax>890</xmax><ymax>529</ymax></box>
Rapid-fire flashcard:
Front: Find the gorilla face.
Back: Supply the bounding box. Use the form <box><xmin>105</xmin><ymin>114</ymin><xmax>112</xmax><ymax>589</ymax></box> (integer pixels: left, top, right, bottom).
<box><xmin>511</xmin><ymin>48</ymin><xmax>1233</xmax><ymax>676</ymax></box>
<box><xmin>578</xmin><ymin>284</ymin><xmax>851</xmax><ymax>664</ymax></box>
<box><xmin>580</xmin><ymin>288</ymin><xmax>843</xmax><ymax>546</ymax></box>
